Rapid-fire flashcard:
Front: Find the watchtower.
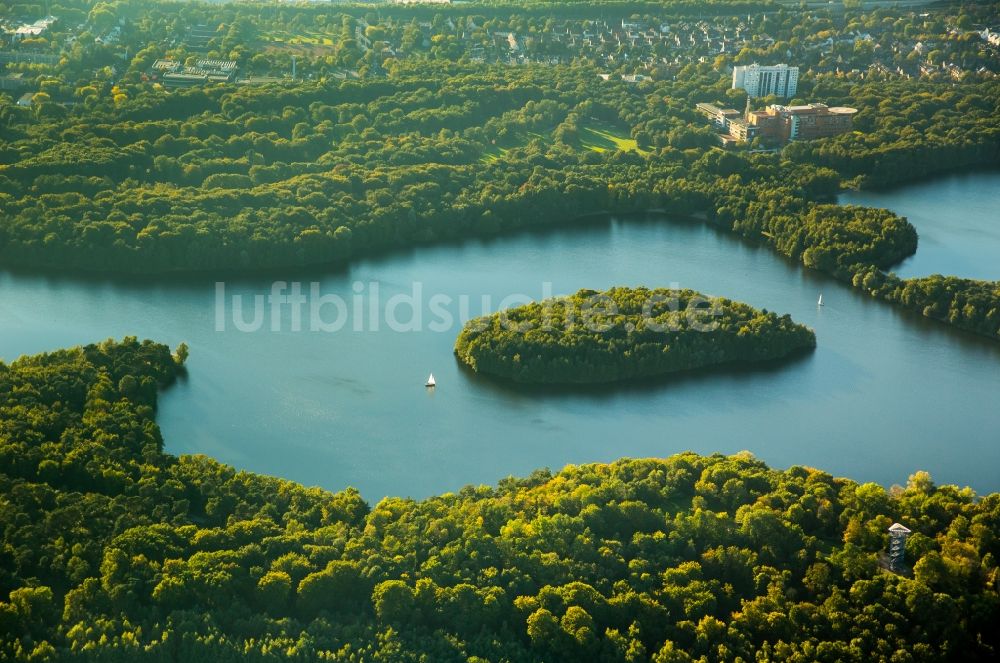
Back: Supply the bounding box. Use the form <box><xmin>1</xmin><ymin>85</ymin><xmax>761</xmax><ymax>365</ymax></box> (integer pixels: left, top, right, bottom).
<box><xmin>888</xmin><ymin>522</ymin><xmax>911</xmax><ymax>572</ymax></box>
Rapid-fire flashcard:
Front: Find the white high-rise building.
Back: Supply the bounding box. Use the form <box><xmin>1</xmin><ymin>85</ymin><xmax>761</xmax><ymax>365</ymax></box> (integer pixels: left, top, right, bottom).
<box><xmin>732</xmin><ymin>64</ymin><xmax>799</xmax><ymax>98</ymax></box>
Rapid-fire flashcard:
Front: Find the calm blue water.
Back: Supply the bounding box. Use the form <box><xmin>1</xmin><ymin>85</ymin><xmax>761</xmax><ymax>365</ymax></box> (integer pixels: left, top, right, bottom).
<box><xmin>840</xmin><ymin>170</ymin><xmax>1000</xmax><ymax>281</ymax></box>
<box><xmin>1</xmin><ymin>173</ymin><xmax>999</xmax><ymax>499</ymax></box>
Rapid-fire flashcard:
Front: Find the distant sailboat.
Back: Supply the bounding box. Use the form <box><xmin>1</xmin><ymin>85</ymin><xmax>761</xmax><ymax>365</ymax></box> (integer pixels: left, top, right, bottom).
<box><xmin>817</xmin><ymin>294</ymin><xmax>824</xmax><ymax>307</ymax></box>
<box><xmin>425</xmin><ymin>373</ymin><xmax>436</xmax><ymax>388</ymax></box>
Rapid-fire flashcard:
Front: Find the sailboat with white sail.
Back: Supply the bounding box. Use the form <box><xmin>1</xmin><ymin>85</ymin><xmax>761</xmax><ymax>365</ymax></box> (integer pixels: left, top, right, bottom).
<box><xmin>425</xmin><ymin>373</ymin><xmax>436</xmax><ymax>388</ymax></box>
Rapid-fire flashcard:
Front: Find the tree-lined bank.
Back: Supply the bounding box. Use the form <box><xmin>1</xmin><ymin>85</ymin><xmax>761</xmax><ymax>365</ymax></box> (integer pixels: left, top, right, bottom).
<box><xmin>0</xmin><ymin>339</ymin><xmax>997</xmax><ymax>661</ymax></box>
<box><xmin>454</xmin><ymin>287</ymin><xmax>816</xmax><ymax>383</ymax></box>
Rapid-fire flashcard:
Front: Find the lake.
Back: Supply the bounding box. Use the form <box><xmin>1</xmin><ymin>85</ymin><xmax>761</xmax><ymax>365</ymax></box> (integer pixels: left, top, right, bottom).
<box><xmin>1</xmin><ymin>172</ymin><xmax>999</xmax><ymax>499</ymax></box>
<box><xmin>840</xmin><ymin>170</ymin><xmax>1000</xmax><ymax>281</ymax></box>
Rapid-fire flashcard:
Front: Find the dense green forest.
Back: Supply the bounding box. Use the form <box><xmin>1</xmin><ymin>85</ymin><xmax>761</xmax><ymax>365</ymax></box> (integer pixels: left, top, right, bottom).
<box><xmin>849</xmin><ymin>267</ymin><xmax>1000</xmax><ymax>337</ymax></box>
<box><xmin>1</xmin><ymin>339</ymin><xmax>998</xmax><ymax>661</ymax></box>
<box><xmin>2</xmin><ymin>71</ymin><xmax>997</xmax><ymax>339</ymax></box>
<box><xmin>2</xmin><ymin>3</ymin><xmax>999</xmax><ymax>659</ymax></box>
<box><xmin>0</xmin><ymin>68</ymin><xmax>995</xmax><ymax>276</ymax></box>
<box><xmin>454</xmin><ymin>287</ymin><xmax>816</xmax><ymax>383</ymax></box>
<box><xmin>1</xmin><ymin>2</ymin><xmax>999</xmax><ymax>341</ymax></box>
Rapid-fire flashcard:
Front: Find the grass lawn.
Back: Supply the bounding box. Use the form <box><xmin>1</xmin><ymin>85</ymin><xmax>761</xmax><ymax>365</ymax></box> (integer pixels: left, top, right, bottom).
<box><xmin>480</xmin><ymin>121</ymin><xmax>647</xmax><ymax>162</ymax></box>
<box><xmin>480</xmin><ymin>145</ymin><xmax>511</xmax><ymax>162</ymax></box>
<box><xmin>579</xmin><ymin>122</ymin><xmax>648</xmax><ymax>155</ymax></box>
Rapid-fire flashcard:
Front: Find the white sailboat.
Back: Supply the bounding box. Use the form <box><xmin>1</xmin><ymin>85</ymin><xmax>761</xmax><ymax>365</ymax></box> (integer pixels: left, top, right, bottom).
<box><xmin>425</xmin><ymin>373</ymin><xmax>436</xmax><ymax>388</ymax></box>
<box><xmin>817</xmin><ymin>294</ymin><xmax>824</xmax><ymax>307</ymax></box>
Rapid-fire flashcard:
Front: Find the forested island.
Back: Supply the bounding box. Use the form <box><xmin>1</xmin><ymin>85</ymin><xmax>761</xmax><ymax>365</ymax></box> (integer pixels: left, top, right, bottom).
<box><xmin>1</xmin><ymin>2</ymin><xmax>999</xmax><ymax>341</ymax></box>
<box><xmin>0</xmin><ymin>338</ymin><xmax>998</xmax><ymax>661</ymax></box>
<box><xmin>454</xmin><ymin>287</ymin><xmax>816</xmax><ymax>383</ymax></box>
<box><xmin>1</xmin><ymin>1</ymin><xmax>999</xmax><ymax>660</ymax></box>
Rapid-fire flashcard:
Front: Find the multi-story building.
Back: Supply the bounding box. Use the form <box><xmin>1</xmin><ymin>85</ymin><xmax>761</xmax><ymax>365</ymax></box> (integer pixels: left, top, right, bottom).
<box><xmin>746</xmin><ymin>108</ymin><xmax>784</xmax><ymax>142</ymax></box>
<box><xmin>773</xmin><ymin>103</ymin><xmax>858</xmax><ymax>140</ymax></box>
<box><xmin>732</xmin><ymin>63</ymin><xmax>799</xmax><ymax>98</ymax></box>
<box><xmin>155</xmin><ymin>58</ymin><xmax>238</xmax><ymax>88</ymax></box>
<box><xmin>726</xmin><ymin>117</ymin><xmax>753</xmax><ymax>142</ymax></box>
<box><xmin>705</xmin><ymin>101</ymin><xmax>857</xmax><ymax>145</ymax></box>
<box><xmin>696</xmin><ymin>102</ymin><xmax>742</xmax><ymax>130</ymax></box>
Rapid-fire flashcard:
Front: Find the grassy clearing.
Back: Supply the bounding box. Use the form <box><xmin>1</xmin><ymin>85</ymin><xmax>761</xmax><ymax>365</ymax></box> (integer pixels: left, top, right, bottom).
<box><xmin>579</xmin><ymin>122</ymin><xmax>648</xmax><ymax>155</ymax></box>
<box><xmin>479</xmin><ymin>121</ymin><xmax>646</xmax><ymax>162</ymax></box>
<box><xmin>480</xmin><ymin>145</ymin><xmax>511</xmax><ymax>162</ymax></box>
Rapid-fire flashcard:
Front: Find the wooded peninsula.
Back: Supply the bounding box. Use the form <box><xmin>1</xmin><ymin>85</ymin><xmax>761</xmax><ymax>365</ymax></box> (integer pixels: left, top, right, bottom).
<box><xmin>454</xmin><ymin>287</ymin><xmax>816</xmax><ymax>383</ymax></box>
<box><xmin>2</xmin><ymin>1</ymin><xmax>1000</xmax><ymax>660</ymax></box>
<box><xmin>1</xmin><ymin>1</ymin><xmax>999</xmax><ymax>341</ymax></box>
<box><xmin>0</xmin><ymin>338</ymin><xmax>997</xmax><ymax>661</ymax></box>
